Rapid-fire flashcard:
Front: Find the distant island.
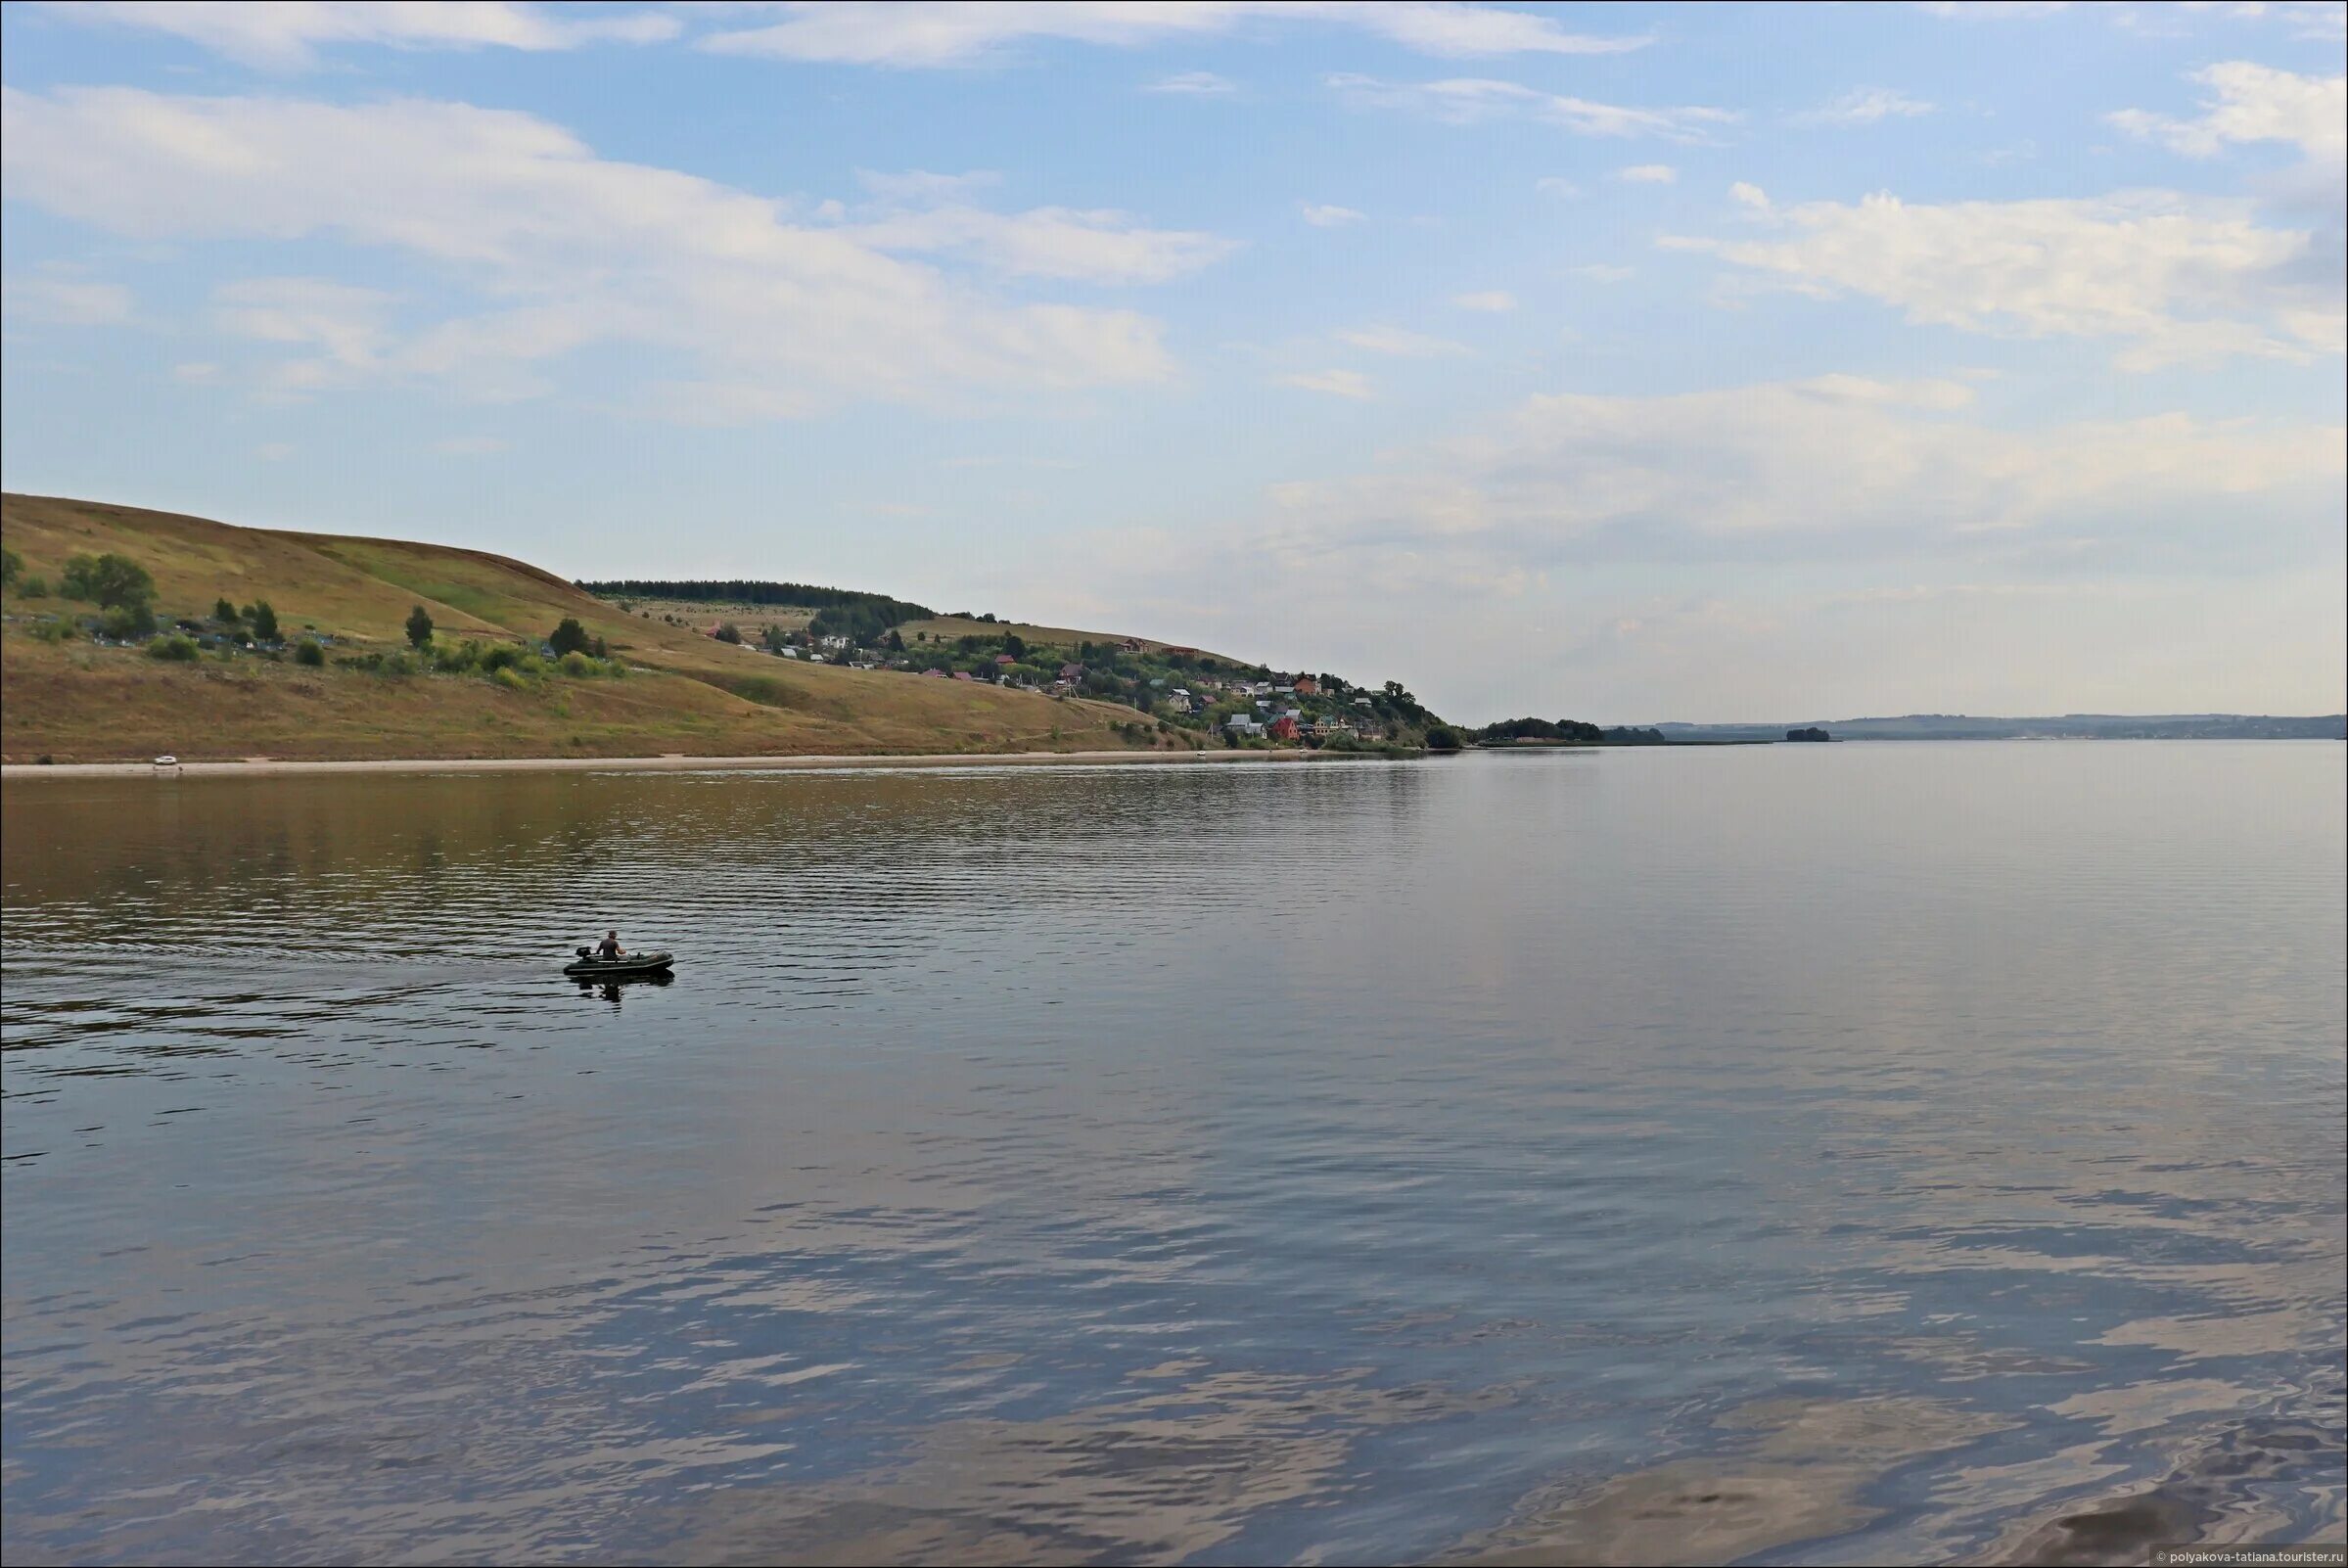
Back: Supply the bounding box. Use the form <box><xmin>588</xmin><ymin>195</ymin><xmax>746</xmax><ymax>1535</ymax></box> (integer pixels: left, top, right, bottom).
<box><xmin>1646</xmin><ymin>714</ymin><xmax>2345</xmax><ymax>742</ymax></box>
<box><xmin>1470</xmin><ymin>717</ymin><xmax>1670</xmax><ymax>747</ymax></box>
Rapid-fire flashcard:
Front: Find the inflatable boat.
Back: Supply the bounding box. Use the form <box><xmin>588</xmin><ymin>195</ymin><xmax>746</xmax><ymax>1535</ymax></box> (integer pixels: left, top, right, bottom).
<box><xmin>563</xmin><ymin>947</ymin><xmax>675</xmax><ymax>979</ymax></box>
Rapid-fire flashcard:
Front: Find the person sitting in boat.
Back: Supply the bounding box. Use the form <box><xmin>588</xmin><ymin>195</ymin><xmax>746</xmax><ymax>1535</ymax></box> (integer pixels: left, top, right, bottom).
<box><xmin>595</xmin><ymin>930</ymin><xmax>623</xmax><ymax>961</ymax></box>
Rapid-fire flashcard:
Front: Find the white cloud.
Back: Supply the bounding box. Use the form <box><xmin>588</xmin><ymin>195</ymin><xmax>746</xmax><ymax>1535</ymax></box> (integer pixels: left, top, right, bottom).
<box><xmin>172</xmin><ymin>362</ymin><xmax>222</xmax><ymax>384</ymax></box>
<box><xmin>699</xmin><ymin>3</ymin><xmax>1649</xmax><ymax>68</ymax></box>
<box><xmin>1452</xmin><ymin>290</ymin><xmax>1517</xmax><ymax>311</ymax></box>
<box><xmin>2272</xmin><ymin>2</ymin><xmax>2348</xmax><ymax>42</ymax></box>
<box><xmin>1535</xmin><ymin>177</ymin><xmax>1583</xmax><ymax>198</ymax></box>
<box><xmin>1792</xmin><ymin>88</ymin><xmax>1936</xmax><ymax>127</ymax></box>
<box><xmin>1278</xmin><ymin>368</ymin><xmax>1375</xmax><ymax>399</ymax></box>
<box><xmin>432</xmin><ymin>436</ymin><xmax>508</xmax><ymax>456</ymax></box>
<box><xmin>254</xmin><ymin>441</ymin><xmax>295</xmax><ymax>462</ymax></box>
<box><xmin>211</xmin><ymin>277</ymin><xmax>395</xmax><ymax>385</ymax></box>
<box><xmin>1327</xmin><ymin>73</ymin><xmax>1735</xmax><ymax>141</ymax></box>
<box><xmin>838</xmin><ymin>168</ymin><xmax>1233</xmax><ymax>283</ymax></box>
<box><xmin>1618</xmin><ymin>163</ymin><xmax>1678</xmax><ymax>183</ymax></box>
<box><xmin>1665</xmin><ymin>187</ymin><xmax>2343</xmax><ymax>368</ymax></box>
<box><xmin>1300</xmin><ymin>203</ymin><xmax>1366</xmax><ymax>227</ymax></box>
<box><xmin>1729</xmin><ymin>181</ymin><xmax>1771</xmax><ymax>209</ymax></box>
<box><xmin>0</xmin><ymin>87</ymin><xmax>1199</xmax><ymax>414</ymax></box>
<box><xmin>1357</xmin><ymin>2</ymin><xmax>1650</xmax><ymax>57</ymax></box>
<box><xmin>1913</xmin><ymin>3</ymin><xmax>2071</xmax><ymax>17</ymax></box>
<box><xmin>2109</xmin><ymin>62</ymin><xmax>2347</xmax><ymax>165</ymax></box>
<box><xmin>1565</xmin><ymin>265</ymin><xmax>1634</xmax><ymax>283</ymax></box>
<box><xmin>1926</xmin><ymin>0</ymin><xmax>2348</xmax><ymax>37</ymax></box>
<box><xmin>853</xmin><ymin>167</ymin><xmax>1003</xmax><ymax>203</ymax></box>
<box><xmin>1266</xmin><ymin>377</ymin><xmax>2340</xmax><ymax>550</ymax></box>
<box><xmin>844</xmin><ymin>204</ymin><xmax>1236</xmax><ymax>283</ymax></box>
<box><xmin>45</xmin><ymin>1</ymin><xmax>678</xmax><ymax>70</ymax></box>
<box><xmin>1145</xmin><ymin>70</ymin><xmax>1236</xmax><ymax>95</ymax></box>
<box><xmin>1018</xmin><ymin>373</ymin><xmax>2342</xmax><ymax>718</ymax></box>
<box><xmin>636</xmin><ymin>380</ymin><xmax>821</xmax><ymax>426</ymax></box>
<box><xmin>1336</xmin><ymin>325</ymin><xmax>1470</xmax><ymax>356</ymax></box>
<box><xmin>1</xmin><ymin>275</ymin><xmax>134</xmax><ymax>325</ymax></box>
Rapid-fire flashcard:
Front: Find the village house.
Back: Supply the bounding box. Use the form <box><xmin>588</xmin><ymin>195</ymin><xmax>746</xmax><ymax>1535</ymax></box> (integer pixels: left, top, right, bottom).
<box><xmin>1292</xmin><ymin>675</ymin><xmax>1319</xmax><ymax>697</ymax></box>
<box><xmin>1224</xmin><ymin>714</ymin><xmax>1265</xmax><ymax>737</ymax></box>
<box><xmin>1267</xmin><ymin>715</ymin><xmax>1301</xmax><ymax>742</ymax></box>
<box><xmin>1058</xmin><ymin>662</ymin><xmax>1085</xmax><ymax>682</ymax></box>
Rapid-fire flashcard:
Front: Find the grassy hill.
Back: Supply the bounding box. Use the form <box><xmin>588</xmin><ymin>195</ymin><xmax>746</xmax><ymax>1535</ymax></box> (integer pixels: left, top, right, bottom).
<box><xmin>0</xmin><ymin>494</ymin><xmax>1181</xmax><ymax>763</ymax></box>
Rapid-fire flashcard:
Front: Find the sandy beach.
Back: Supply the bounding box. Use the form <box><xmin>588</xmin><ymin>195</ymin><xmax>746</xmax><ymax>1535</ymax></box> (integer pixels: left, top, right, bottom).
<box><xmin>0</xmin><ymin>747</ymin><xmax>1345</xmax><ymax>781</ymax></box>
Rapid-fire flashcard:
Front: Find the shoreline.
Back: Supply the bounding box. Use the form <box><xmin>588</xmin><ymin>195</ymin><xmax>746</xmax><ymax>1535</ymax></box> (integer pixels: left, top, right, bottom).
<box><xmin>0</xmin><ymin>747</ymin><xmax>1359</xmax><ymax>781</ymax></box>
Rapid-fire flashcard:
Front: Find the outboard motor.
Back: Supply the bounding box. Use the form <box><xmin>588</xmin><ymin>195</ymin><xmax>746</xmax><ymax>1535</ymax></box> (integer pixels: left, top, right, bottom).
<box><xmin>575</xmin><ymin>945</ymin><xmax>594</xmax><ymax>959</ymax></box>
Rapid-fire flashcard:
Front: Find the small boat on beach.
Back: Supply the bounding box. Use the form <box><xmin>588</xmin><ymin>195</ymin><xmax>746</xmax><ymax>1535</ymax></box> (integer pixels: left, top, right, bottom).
<box><xmin>563</xmin><ymin>947</ymin><xmax>675</xmax><ymax>979</ymax></box>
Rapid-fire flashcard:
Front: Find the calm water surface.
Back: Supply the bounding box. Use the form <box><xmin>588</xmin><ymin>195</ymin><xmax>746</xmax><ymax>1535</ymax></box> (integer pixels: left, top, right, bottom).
<box><xmin>3</xmin><ymin>745</ymin><xmax>2342</xmax><ymax>1565</ymax></box>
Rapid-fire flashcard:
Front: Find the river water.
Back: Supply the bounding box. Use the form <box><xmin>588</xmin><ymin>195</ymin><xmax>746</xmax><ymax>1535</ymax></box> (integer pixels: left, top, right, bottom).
<box><xmin>3</xmin><ymin>745</ymin><xmax>2341</xmax><ymax>1565</ymax></box>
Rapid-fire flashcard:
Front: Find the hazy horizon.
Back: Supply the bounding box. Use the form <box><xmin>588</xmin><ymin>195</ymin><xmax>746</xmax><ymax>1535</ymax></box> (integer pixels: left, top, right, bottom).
<box><xmin>3</xmin><ymin>1</ymin><xmax>2342</xmax><ymax>719</ymax></box>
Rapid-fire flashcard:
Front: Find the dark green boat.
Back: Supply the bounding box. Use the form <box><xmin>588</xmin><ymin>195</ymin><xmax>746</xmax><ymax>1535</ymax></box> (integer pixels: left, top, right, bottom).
<box><xmin>563</xmin><ymin>947</ymin><xmax>675</xmax><ymax>979</ymax></box>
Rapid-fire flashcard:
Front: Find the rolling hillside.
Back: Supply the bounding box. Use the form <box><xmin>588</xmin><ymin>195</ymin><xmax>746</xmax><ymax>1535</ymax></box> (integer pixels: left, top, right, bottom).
<box><xmin>0</xmin><ymin>494</ymin><xmax>1178</xmax><ymax>763</ymax></box>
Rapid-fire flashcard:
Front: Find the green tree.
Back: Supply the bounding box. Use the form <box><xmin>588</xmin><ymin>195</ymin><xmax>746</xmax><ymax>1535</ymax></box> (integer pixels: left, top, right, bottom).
<box><xmin>214</xmin><ymin>597</ymin><xmax>239</xmax><ymax>623</ymax></box>
<box><xmin>712</xmin><ymin>622</ymin><xmax>742</xmax><ymax>645</ymax></box>
<box><xmin>405</xmin><ymin>604</ymin><xmax>435</xmax><ymax>648</ymax></box>
<box><xmin>294</xmin><ymin>638</ymin><xmax>326</xmax><ymax>667</ymax></box>
<box><xmin>61</xmin><ymin>553</ymin><xmax>156</xmax><ymax>611</ymax></box>
<box><xmin>103</xmin><ymin>602</ymin><xmax>157</xmax><ymax>638</ymax></box>
<box><xmin>1001</xmin><ymin>632</ymin><xmax>1026</xmax><ymax>660</ymax></box>
<box><xmin>885</xmin><ymin>627</ymin><xmax>905</xmax><ymax>653</ymax></box>
<box><xmin>248</xmin><ymin>601</ymin><xmax>281</xmax><ymax>642</ymax></box>
<box><xmin>549</xmin><ymin>617</ymin><xmax>590</xmax><ymax>655</ymax></box>
<box><xmin>1</xmin><ymin>546</ymin><xmax>21</xmax><ymax>588</ymax></box>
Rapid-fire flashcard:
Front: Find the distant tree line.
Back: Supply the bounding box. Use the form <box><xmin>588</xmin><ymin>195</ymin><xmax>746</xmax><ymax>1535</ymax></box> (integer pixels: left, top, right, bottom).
<box><xmin>577</xmin><ymin>578</ymin><xmax>933</xmax><ymax>620</ymax></box>
<box><xmin>1477</xmin><ymin>716</ymin><xmax>1606</xmax><ymax>744</ymax></box>
<box><xmin>1471</xmin><ymin>717</ymin><xmax>1670</xmax><ymax>746</ymax></box>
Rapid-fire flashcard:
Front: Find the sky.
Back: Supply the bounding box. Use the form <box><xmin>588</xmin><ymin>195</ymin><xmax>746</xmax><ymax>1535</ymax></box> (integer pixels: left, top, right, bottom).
<box><xmin>1</xmin><ymin>1</ymin><xmax>2342</xmax><ymax>723</ymax></box>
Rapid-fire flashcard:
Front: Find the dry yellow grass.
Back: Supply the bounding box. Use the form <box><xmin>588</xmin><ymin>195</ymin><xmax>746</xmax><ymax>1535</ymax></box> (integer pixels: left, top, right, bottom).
<box><xmin>1</xmin><ymin>493</ymin><xmax>1174</xmax><ymax>763</ymax></box>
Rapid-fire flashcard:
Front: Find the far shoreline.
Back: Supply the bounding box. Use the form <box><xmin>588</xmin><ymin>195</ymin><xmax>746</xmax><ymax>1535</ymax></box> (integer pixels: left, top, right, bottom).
<box><xmin>0</xmin><ymin>746</ymin><xmax>1396</xmax><ymax>781</ymax></box>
